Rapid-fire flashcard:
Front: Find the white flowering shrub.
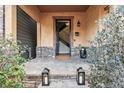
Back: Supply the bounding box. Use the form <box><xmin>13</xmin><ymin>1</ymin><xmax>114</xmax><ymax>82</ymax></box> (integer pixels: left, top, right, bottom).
<box><xmin>89</xmin><ymin>6</ymin><xmax>124</xmax><ymax>88</ymax></box>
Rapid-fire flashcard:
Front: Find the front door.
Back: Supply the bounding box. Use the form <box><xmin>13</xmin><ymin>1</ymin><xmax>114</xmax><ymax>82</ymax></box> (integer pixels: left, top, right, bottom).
<box><xmin>56</xmin><ymin>19</ymin><xmax>71</xmax><ymax>55</ymax></box>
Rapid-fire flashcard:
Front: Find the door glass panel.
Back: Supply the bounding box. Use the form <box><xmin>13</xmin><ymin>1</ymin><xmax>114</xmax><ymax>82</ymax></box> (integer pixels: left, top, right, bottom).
<box><xmin>56</xmin><ymin>20</ymin><xmax>70</xmax><ymax>55</ymax></box>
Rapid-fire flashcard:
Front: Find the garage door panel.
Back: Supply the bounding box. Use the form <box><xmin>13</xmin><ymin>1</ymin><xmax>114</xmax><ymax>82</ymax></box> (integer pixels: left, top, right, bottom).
<box><xmin>17</xmin><ymin>6</ymin><xmax>37</xmax><ymax>58</ymax></box>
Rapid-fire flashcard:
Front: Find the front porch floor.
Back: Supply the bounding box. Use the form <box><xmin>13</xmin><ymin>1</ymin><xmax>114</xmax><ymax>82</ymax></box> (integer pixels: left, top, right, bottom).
<box><xmin>24</xmin><ymin>56</ymin><xmax>91</xmax><ymax>88</ymax></box>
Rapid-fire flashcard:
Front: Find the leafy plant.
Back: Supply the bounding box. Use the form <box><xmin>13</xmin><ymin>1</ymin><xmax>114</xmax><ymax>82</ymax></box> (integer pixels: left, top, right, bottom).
<box><xmin>0</xmin><ymin>39</ymin><xmax>28</xmax><ymax>88</ymax></box>
<box><xmin>88</xmin><ymin>6</ymin><xmax>124</xmax><ymax>88</ymax></box>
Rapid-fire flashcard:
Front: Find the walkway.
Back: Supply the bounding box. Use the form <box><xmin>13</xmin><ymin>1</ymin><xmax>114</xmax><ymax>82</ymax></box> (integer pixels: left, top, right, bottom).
<box><xmin>24</xmin><ymin>55</ymin><xmax>91</xmax><ymax>88</ymax></box>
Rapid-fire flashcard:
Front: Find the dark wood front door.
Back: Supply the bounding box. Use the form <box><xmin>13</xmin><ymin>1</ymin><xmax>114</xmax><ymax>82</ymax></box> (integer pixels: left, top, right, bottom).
<box><xmin>55</xmin><ymin>19</ymin><xmax>71</xmax><ymax>55</ymax></box>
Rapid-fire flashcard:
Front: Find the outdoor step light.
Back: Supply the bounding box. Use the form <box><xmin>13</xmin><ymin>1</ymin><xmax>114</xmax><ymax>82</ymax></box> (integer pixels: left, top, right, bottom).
<box><xmin>80</xmin><ymin>47</ymin><xmax>87</xmax><ymax>59</ymax></box>
<box><xmin>42</xmin><ymin>68</ymin><xmax>50</xmax><ymax>86</ymax></box>
<box><xmin>77</xmin><ymin>67</ymin><xmax>85</xmax><ymax>85</ymax></box>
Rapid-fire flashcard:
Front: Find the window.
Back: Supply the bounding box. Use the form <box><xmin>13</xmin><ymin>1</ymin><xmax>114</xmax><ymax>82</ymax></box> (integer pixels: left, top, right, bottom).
<box><xmin>0</xmin><ymin>5</ymin><xmax>4</xmax><ymax>39</ymax></box>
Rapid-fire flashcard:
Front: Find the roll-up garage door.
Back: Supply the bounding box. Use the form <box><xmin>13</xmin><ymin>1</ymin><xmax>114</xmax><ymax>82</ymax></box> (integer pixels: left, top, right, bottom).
<box><xmin>17</xmin><ymin>6</ymin><xmax>37</xmax><ymax>58</ymax></box>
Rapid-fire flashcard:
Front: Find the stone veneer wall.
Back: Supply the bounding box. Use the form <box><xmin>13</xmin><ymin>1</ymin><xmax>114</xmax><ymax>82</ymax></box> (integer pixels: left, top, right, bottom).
<box><xmin>71</xmin><ymin>47</ymin><xmax>89</xmax><ymax>59</ymax></box>
<box><xmin>37</xmin><ymin>47</ymin><xmax>80</xmax><ymax>58</ymax></box>
<box><xmin>36</xmin><ymin>47</ymin><xmax>55</xmax><ymax>58</ymax></box>
<box><xmin>36</xmin><ymin>47</ymin><xmax>89</xmax><ymax>58</ymax></box>
<box><xmin>71</xmin><ymin>47</ymin><xmax>80</xmax><ymax>57</ymax></box>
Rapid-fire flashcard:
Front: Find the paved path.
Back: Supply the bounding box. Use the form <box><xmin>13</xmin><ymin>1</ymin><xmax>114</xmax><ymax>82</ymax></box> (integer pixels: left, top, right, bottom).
<box><xmin>24</xmin><ymin>57</ymin><xmax>91</xmax><ymax>88</ymax></box>
<box><xmin>24</xmin><ymin>57</ymin><xmax>91</xmax><ymax>76</ymax></box>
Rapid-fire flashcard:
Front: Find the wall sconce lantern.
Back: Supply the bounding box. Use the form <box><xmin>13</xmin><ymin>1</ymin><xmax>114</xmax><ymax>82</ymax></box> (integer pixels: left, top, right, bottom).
<box><xmin>77</xmin><ymin>20</ymin><xmax>80</xmax><ymax>27</ymax></box>
<box><xmin>42</xmin><ymin>68</ymin><xmax>50</xmax><ymax>86</ymax></box>
<box><xmin>104</xmin><ymin>5</ymin><xmax>110</xmax><ymax>13</ymax></box>
<box><xmin>77</xmin><ymin>67</ymin><xmax>85</xmax><ymax>85</ymax></box>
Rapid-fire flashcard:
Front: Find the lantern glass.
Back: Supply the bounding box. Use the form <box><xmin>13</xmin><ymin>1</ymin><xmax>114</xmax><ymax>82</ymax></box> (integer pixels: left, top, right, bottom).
<box><xmin>43</xmin><ymin>74</ymin><xmax>48</xmax><ymax>85</ymax></box>
<box><xmin>78</xmin><ymin>72</ymin><xmax>85</xmax><ymax>85</ymax></box>
<box><xmin>77</xmin><ymin>20</ymin><xmax>80</xmax><ymax>27</ymax></box>
<box><xmin>42</xmin><ymin>68</ymin><xmax>50</xmax><ymax>86</ymax></box>
<box><xmin>77</xmin><ymin>67</ymin><xmax>85</xmax><ymax>85</ymax></box>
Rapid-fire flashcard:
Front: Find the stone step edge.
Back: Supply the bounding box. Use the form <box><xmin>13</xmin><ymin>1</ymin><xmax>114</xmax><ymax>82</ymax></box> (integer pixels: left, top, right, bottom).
<box><xmin>38</xmin><ymin>79</ymin><xmax>90</xmax><ymax>88</ymax></box>
<box><xmin>23</xmin><ymin>75</ymin><xmax>89</xmax><ymax>82</ymax></box>
<box><xmin>25</xmin><ymin>74</ymin><xmax>89</xmax><ymax>77</ymax></box>
<box><xmin>23</xmin><ymin>80</ymin><xmax>89</xmax><ymax>88</ymax></box>
<box><xmin>23</xmin><ymin>76</ymin><xmax>90</xmax><ymax>88</ymax></box>
<box><xmin>24</xmin><ymin>74</ymin><xmax>89</xmax><ymax>81</ymax></box>
<box><xmin>22</xmin><ymin>80</ymin><xmax>41</xmax><ymax>88</ymax></box>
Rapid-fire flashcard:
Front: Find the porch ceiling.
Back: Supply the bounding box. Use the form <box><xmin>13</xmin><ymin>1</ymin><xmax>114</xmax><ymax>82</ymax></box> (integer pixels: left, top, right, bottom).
<box><xmin>37</xmin><ymin>5</ymin><xmax>90</xmax><ymax>12</ymax></box>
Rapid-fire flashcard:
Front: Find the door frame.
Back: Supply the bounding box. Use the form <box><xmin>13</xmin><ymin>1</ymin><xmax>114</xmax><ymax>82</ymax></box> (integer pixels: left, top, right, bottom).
<box><xmin>53</xmin><ymin>16</ymin><xmax>74</xmax><ymax>56</ymax></box>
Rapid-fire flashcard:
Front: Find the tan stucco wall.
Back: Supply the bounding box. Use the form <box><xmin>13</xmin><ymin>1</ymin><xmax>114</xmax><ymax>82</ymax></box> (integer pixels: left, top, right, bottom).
<box><xmin>40</xmin><ymin>6</ymin><xmax>108</xmax><ymax>48</ymax></box>
<box><xmin>19</xmin><ymin>5</ymin><xmax>40</xmax><ymax>22</ymax></box>
<box><xmin>40</xmin><ymin>12</ymin><xmax>87</xmax><ymax>48</ymax></box>
<box><xmin>86</xmin><ymin>5</ymin><xmax>107</xmax><ymax>46</ymax></box>
<box><xmin>4</xmin><ymin>5</ymin><xmax>108</xmax><ymax>48</ymax></box>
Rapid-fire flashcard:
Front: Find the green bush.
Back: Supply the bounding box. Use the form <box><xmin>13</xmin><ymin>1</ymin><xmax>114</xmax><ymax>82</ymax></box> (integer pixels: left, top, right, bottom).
<box><xmin>0</xmin><ymin>39</ymin><xmax>28</xmax><ymax>88</ymax></box>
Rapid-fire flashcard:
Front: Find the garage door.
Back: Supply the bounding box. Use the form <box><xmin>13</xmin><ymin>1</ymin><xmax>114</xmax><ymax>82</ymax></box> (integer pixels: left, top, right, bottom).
<box><xmin>17</xmin><ymin>6</ymin><xmax>37</xmax><ymax>58</ymax></box>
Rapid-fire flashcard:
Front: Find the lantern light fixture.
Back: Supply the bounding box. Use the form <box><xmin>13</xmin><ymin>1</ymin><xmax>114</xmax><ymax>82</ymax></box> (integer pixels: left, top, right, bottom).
<box><xmin>77</xmin><ymin>67</ymin><xmax>85</xmax><ymax>85</ymax></box>
<box><xmin>42</xmin><ymin>68</ymin><xmax>50</xmax><ymax>86</ymax></box>
<box><xmin>77</xmin><ymin>20</ymin><xmax>80</xmax><ymax>27</ymax></box>
<box><xmin>80</xmin><ymin>47</ymin><xmax>87</xmax><ymax>59</ymax></box>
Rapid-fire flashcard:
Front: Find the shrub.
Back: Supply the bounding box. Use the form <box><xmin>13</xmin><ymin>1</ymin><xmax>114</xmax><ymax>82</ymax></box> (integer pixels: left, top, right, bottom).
<box><xmin>88</xmin><ymin>6</ymin><xmax>124</xmax><ymax>88</ymax></box>
<box><xmin>0</xmin><ymin>39</ymin><xmax>28</xmax><ymax>88</ymax></box>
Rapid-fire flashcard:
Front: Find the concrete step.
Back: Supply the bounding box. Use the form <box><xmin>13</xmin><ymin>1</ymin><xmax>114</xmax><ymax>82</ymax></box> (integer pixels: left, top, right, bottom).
<box><xmin>24</xmin><ymin>74</ymin><xmax>89</xmax><ymax>81</ymax></box>
<box><xmin>23</xmin><ymin>75</ymin><xmax>41</xmax><ymax>88</ymax></box>
<box><xmin>23</xmin><ymin>74</ymin><xmax>89</xmax><ymax>88</ymax></box>
<box><xmin>23</xmin><ymin>81</ymin><xmax>38</xmax><ymax>88</ymax></box>
<box><xmin>38</xmin><ymin>78</ymin><xmax>89</xmax><ymax>88</ymax></box>
<box><xmin>24</xmin><ymin>58</ymin><xmax>91</xmax><ymax>77</ymax></box>
<box><xmin>23</xmin><ymin>58</ymin><xmax>91</xmax><ymax>88</ymax></box>
<box><xmin>24</xmin><ymin>75</ymin><xmax>41</xmax><ymax>81</ymax></box>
